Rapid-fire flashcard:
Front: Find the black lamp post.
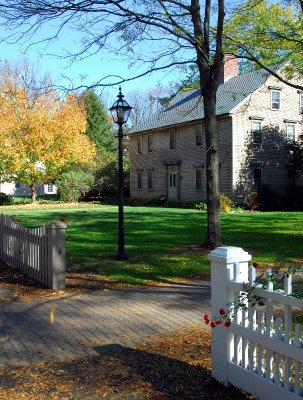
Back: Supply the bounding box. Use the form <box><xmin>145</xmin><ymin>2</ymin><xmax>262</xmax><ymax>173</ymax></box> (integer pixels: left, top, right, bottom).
<box><xmin>109</xmin><ymin>87</ymin><xmax>132</xmax><ymax>260</ymax></box>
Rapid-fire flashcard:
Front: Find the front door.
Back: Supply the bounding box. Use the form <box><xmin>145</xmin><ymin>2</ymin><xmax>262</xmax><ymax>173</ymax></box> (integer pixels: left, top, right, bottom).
<box><xmin>168</xmin><ymin>172</ymin><xmax>177</xmax><ymax>200</ymax></box>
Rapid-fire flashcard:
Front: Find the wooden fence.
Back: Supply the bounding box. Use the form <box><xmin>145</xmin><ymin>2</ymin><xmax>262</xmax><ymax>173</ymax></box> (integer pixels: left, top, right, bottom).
<box><xmin>0</xmin><ymin>214</ymin><xmax>67</xmax><ymax>289</ymax></box>
<box><xmin>209</xmin><ymin>246</ymin><xmax>303</xmax><ymax>400</ymax></box>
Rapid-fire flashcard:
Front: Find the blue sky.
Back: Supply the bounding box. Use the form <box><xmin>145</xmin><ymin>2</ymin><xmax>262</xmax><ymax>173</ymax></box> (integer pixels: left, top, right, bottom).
<box><xmin>0</xmin><ymin>22</ymin><xmax>177</xmax><ymax>104</ymax></box>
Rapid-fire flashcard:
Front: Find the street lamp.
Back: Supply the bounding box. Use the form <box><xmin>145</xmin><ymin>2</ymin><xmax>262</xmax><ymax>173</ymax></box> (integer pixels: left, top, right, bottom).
<box><xmin>109</xmin><ymin>87</ymin><xmax>132</xmax><ymax>260</ymax></box>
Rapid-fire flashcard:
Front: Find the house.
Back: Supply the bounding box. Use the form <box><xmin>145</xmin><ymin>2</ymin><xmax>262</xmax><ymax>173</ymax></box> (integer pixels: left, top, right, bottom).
<box><xmin>130</xmin><ymin>58</ymin><xmax>303</xmax><ymax>204</ymax></box>
<box><xmin>0</xmin><ymin>182</ymin><xmax>57</xmax><ymax>197</ymax></box>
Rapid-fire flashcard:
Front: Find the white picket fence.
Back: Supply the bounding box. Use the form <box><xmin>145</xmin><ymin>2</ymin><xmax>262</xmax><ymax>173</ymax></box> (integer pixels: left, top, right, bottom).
<box><xmin>0</xmin><ymin>214</ymin><xmax>67</xmax><ymax>289</ymax></box>
<box><xmin>209</xmin><ymin>246</ymin><xmax>303</xmax><ymax>400</ymax></box>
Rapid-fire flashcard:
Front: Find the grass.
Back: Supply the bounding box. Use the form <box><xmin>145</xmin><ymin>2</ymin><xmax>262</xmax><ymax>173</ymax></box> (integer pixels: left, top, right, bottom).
<box><xmin>1</xmin><ymin>203</ymin><xmax>302</xmax><ymax>284</ymax></box>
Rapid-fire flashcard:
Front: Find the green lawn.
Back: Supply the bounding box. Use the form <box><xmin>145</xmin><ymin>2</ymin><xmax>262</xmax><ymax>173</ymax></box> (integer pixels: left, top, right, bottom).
<box><xmin>1</xmin><ymin>204</ymin><xmax>302</xmax><ymax>283</ymax></box>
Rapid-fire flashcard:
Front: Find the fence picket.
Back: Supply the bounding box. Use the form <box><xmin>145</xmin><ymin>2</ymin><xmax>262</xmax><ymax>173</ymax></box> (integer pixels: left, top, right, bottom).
<box><xmin>209</xmin><ymin>246</ymin><xmax>303</xmax><ymax>400</ymax></box>
<box><xmin>274</xmin><ymin>318</ymin><xmax>283</xmax><ymax>386</ymax></box>
<box><xmin>294</xmin><ymin>324</ymin><xmax>302</xmax><ymax>396</ymax></box>
<box><xmin>0</xmin><ymin>214</ymin><xmax>66</xmax><ymax>289</ymax></box>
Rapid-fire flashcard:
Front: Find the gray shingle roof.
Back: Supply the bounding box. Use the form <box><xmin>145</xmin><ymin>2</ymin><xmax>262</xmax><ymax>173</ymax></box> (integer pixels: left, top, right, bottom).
<box><xmin>132</xmin><ymin>66</ymin><xmax>279</xmax><ymax>134</ymax></box>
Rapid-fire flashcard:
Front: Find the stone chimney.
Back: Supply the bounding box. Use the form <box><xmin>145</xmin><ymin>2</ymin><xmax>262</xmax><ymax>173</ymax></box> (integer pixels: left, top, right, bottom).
<box><xmin>219</xmin><ymin>54</ymin><xmax>239</xmax><ymax>83</ymax></box>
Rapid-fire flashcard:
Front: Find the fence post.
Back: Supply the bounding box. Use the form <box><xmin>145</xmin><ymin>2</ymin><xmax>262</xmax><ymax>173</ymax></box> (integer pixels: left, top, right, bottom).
<box><xmin>208</xmin><ymin>246</ymin><xmax>251</xmax><ymax>385</ymax></box>
<box><xmin>46</xmin><ymin>221</ymin><xmax>67</xmax><ymax>290</ymax></box>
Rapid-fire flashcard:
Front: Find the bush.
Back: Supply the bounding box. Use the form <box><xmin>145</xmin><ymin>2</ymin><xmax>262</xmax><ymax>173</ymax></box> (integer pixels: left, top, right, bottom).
<box><xmin>56</xmin><ymin>170</ymin><xmax>95</xmax><ymax>202</ymax></box>
<box><xmin>245</xmin><ymin>192</ymin><xmax>258</xmax><ymax>210</ymax></box>
<box><xmin>195</xmin><ymin>202</ymin><xmax>207</xmax><ymax>212</ymax></box>
<box><xmin>0</xmin><ymin>192</ymin><xmax>13</xmax><ymax>206</ymax></box>
<box><xmin>220</xmin><ymin>193</ymin><xmax>235</xmax><ymax>213</ymax></box>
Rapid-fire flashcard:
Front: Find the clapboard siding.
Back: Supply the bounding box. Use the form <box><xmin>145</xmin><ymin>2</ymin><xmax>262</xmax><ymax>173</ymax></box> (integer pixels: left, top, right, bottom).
<box><xmin>232</xmin><ymin>74</ymin><xmax>303</xmax><ymax>200</ymax></box>
<box><xmin>130</xmin><ymin>72</ymin><xmax>303</xmax><ymax>203</ymax></box>
<box><xmin>130</xmin><ymin>116</ymin><xmax>233</xmax><ymax>202</ymax></box>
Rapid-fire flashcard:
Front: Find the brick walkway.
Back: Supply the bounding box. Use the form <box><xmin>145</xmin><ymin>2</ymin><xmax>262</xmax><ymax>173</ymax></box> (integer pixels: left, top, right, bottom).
<box><xmin>0</xmin><ymin>281</ymin><xmax>210</xmax><ymax>366</ymax></box>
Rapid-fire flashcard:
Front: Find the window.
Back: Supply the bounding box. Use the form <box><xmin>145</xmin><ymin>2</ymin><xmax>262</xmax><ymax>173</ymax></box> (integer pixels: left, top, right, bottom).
<box><xmin>195</xmin><ymin>169</ymin><xmax>202</xmax><ymax>190</ymax></box>
<box><xmin>169</xmin><ymin>173</ymin><xmax>176</xmax><ymax>187</ymax></box>
<box><xmin>14</xmin><ymin>182</ymin><xmax>20</xmax><ymax>188</ymax></box>
<box><xmin>195</xmin><ymin>125</ymin><xmax>202</xmax><ymax>147</ymax></box>
<box><xmin>47</xmin><ymin>183</ymin><xmax>54</xmax><ymax>193</ymax></box>
<box><xmin>147</xmin><ymin>135</ymin><xmax>153</xmax><ymax>152</ymax></box>
<box><xmin>147</xmin><ymin>171</ymin><xmax>153</xmax><ymax>189</ymax></box>
<box><xmin>252</xmin><ymin>120</ymin><xmax>262</xmax><ymax>144</ymax></box>
<box><xmin>253</xmin><ymin>168</ymin><xmax>262</xmax><ymax>190</ymax></box>
<box><xmin>137</xmin><ymin>171</ymin><xmax>143</xmax><ymax>190</ymax></box>
<box><xmin>137</xmin><ymin>137</ymin><xmax>142</xmax><ymax>154</ymax></box>
<box><xmin>300</xmin><ymin>94</ymin><xmax>303</xmax><ymax>114</ymax></box>
<box><xmin>286</xmin><ymin>123</ymin><xmax>296</xmax><ymax>141</ymax></box>
<box><xmin>271</xmin><ymin>90</ymin><xmax>281</xmax><ymax>110</ymax></box>
<box><xmin>169</xmin><ymin>130</ymin><xmax>176</xmax><ymax>149</ymax></box>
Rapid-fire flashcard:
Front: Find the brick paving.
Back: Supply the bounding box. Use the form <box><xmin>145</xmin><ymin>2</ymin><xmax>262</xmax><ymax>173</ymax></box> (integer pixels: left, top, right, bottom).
<box><xmin>0</xmin><ymin>281</ymin><xmax>210</xmax><ymax>366</ymax></box>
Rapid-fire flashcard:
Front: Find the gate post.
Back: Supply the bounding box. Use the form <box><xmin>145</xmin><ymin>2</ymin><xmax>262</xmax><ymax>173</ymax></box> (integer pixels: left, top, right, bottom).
<box><xmin>208</xmin><ymin>246</ymin><xmax>251</xmax><ymax>385</ymax></box>
<box><xmin>46</xmin><ymin>221</ymin><xmax>67</xmax><ymax>290</ymax></box>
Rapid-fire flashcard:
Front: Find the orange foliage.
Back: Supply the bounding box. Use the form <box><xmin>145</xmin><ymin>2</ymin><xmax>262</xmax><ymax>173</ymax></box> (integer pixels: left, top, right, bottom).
<box><xmin>0</xmin><ymin>62</ymin><xmax>96</xmax><ymax>189</ymax></box>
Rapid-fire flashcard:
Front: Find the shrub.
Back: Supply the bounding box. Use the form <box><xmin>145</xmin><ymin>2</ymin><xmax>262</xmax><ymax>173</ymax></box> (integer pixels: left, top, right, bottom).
<box><xmin>245</xmin><ymin>192</ymin><xmax>258</xmax><ymax>210</ymax></box>
<box><xmin>56</xmin><ymin>170</ymin><xmax>95</xmax><ymax>202</ymax></box>
<box><xmin>195</xmin><ymin>202</ymin><xmax>207</xmax><ymax>212</ymax></box>
<box><xmin>0</xmin><ymin>192</ymin><xmax>13</xmax><ymax>206</ymax></box>
<box><xmin>220</xmin><ymin>194</ymin><xmax>235</xmax><ymax>213</ymax></box>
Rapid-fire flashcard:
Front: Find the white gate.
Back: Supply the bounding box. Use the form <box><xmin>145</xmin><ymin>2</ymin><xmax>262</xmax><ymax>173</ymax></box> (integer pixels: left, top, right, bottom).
<box><xmin>209</xmin><ymin>246</ymin><xmax>303</xmax><ymax>400</ymax></box>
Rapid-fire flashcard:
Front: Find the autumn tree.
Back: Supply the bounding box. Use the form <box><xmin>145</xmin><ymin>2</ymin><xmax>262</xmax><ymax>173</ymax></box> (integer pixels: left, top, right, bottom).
<box><xmin>0</xmin><ymin>62</ymin><xmax>96</xmax><ymax>202</ymax></box>
<box><xmin>0</xmin><ymin>0</ymin><xmax>229</xmax><ymax>246</ymax></box>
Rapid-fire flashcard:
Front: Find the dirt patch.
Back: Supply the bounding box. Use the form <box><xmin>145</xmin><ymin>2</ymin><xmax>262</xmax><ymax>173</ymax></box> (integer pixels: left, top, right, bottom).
<box><xmin>0</xmin><ymin>326</ymin><xmax>256</xmax><ymax>400</ymax></box>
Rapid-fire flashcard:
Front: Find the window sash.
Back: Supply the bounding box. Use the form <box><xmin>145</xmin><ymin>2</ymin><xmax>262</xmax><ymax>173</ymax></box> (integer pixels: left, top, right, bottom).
<box><xmin>271</xmin><ymin>90</ymin><xmax>281</xmax><ymax>110</ymax></box>
<box><xmin>47</xmin><ymin>183</ymin><xmax>53</xmax><ymax>192</ymax></box>
<box><xmin>169</xmin><ymin>130</ymin><xmax>176</xmax><ymax>149</ymax></box>
<box><xmin>137</xmin><ymin>172</ymin><xmax>143</xmax><ymax>190</ymax></box>
<box><xmin>137</xmin><ymin>137</ymin><xmax>142</xmax><ymax>153</ymax></box>
<box><xmin>196</xmin><ymin>169</ymin><xmax>202</xmax><ymax>190</ymax></box>
<box><xmin>252</xmin><ymin>120</ymin><xmax>262</xmax><ymax>144</ymax></box>
<box><xmin>147</xmin><ymin>136</ymin><xmax>152</xmax><ymax>152</ymax></box>
<box><xmin>286</xmin><ymin>123</ymin><xmax>295</xmax><ymax>141</ymax></box>
<box><xmin>169</xmin><ymin>173</ymin><xmax>176</xmax><ymax>187</ymax></box>
<box><xmin>195</xmin><ymin>125</ymin><xmax>202</xmax><ymax>147</ymax></box>
<box><xmin>147</xmin><ymin>171</ymin><xmax>153</xmax><ymax>189</ymax></box>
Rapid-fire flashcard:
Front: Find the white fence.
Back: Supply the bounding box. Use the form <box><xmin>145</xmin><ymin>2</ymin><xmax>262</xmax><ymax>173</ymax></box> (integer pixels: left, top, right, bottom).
<box><xmin>0</xmin><ymin>214</ymin><xmax>67</xmax><ymax>289</ymax></box>
<box><xmin>209</xmin><ymin>246</ymin><xmax>303</xmax><ymax>400</ymax></box>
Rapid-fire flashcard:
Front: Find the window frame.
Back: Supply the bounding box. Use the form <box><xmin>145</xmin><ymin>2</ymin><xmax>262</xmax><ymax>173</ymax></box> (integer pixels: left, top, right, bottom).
<box><xmin>286</xmin><ymin>122</ymin><xmax>296</xmax><ymax>141</ymax></box>
<box><xmin>195</xmin><ymin>125</ymin><xmax>203</xmax><ymax>147</ymax></box>
<box><xmin>137</xmin><ymin>170</ymin><xmax>143</xmax><ymax>190</ymax></box>
<box><xmin>47</xmin><ymin>183</ymin><xmax>54</xmax><ymax>193</ymax></box>
<box><xmin>251</xmin><ymin>120</ymin><xmax>262</xmax><ymax>144</ymax></box>
<box><xmin>147</xmin><ymin>170</ymin><xmax>153</xmax><ymax>190</ymax></box>
<box><xmin>169</xmin><ymin>172</ymin><xmax>176</xmax><ymax>188</ymax></box>
<box><xmin>147</xmin><ymin>135</ymin><xmax>153</xmax><ymax>153</ymax></box>
<box><xmin>169</xmin><ymin>129</ymin><xmax>176</xmax><ymax>149</ymax></box>
<box><xmin>271</xmin><ymin>90</ymin><xmax>281</xmax><ymax>110</ymax></box>
<box><xmin>137</xmin><ymin>137</ymin><xmax>142</xmax><ymax>154</ymax></box>
<box><xmin>195</xmin><ymin>169</ymin><xmax>202</xmax><ymax>191</ymax></box>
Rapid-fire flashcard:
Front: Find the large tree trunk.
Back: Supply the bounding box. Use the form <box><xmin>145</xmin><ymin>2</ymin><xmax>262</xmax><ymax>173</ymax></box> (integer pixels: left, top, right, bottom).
<box><xmin>31</xmin><ymin>185</ymin><xmax>37</xmax><ymax>203</ymax></box>
<box><xmin>191</xmin><ymin>0</ymin><xmax>224</xmax><ymax>247</ymax></box>
<box><xmin>203</xmin><ymin>89</ymin><xmax>221</xmax><ymax>247</ymax></box>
